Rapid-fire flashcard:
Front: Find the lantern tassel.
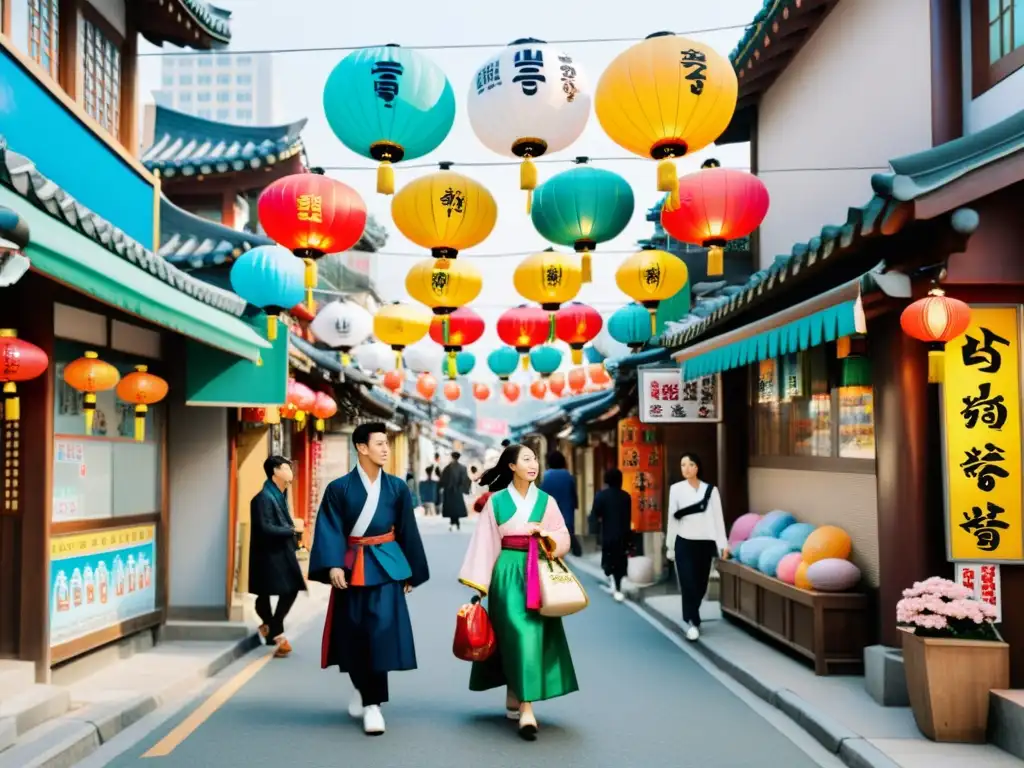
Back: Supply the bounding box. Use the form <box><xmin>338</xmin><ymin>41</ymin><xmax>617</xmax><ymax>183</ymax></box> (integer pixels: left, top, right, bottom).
<box><xmin>395</xmin><ymin>350</ymin><xmax>403</xmax><ymax>370</ymax></box>
<box><xmin>303</xmin><ymin>258</ymin><xmax>316</xmax><ymax>311</ymax></box>
<box><xmin>296</xmin><ymin>412</ymin><xmax>307</xmax><ymax>431</ymax></box>
<box><xmin>134</xmin><ymin>404</ymin><xmax>148</xmax><ymax>443</ymax></box>
<box><xmin>548</xmin><ymin>313</ymin><xmax>556</xmax><ymax>343</ymax></box>
<box><xmin>521</xmin><ymin>157</ymin><xmax>537</xmax><ymax>214</ymax></box>
<box><xmin>341</xmin><ymin>351</ymin><xmax>351</xmax><ymax>367</ymax></box>
<box><xmin>707</xmin><ymin>245</ymin><xmax>724</xmax><ymax>277</ymax></box>
<box><xmin>571</xmin><ymin>348</ymin><xmax>583</xmax><ymax>365</ymax></box>
<box><xmin>648</xmin><ymin>308</ymin><xmax>657</xmax><ymax>337</ymax></box>
<box><xmin>3</xmin><ymin>382</ymin><xmax>18</xmax><ymax>422</ymax></box>
<box><xmin>658</xmin><ymin>158</ymin><xmax>680</xmax><ymax>210</ymax></box>
<box><xmin>928</xmin><ymin>347</ymin><xmax>945</xmax><ymax>384</ymax></box>
<box><xmin>316</xmin><ymin>418</ymin><xmax>325</xmax><ymax>433</ymax></box>
<box><xmin>84</xmin><ymin>393</ymin><xmax>97</xmax><ymax>435</ymax></box>
<box><xmin>447</xmin><ymin>351</ymin><xmax>456</xmax><ymax>380</ymax></box>
<box><xmin>521</xmin><ymin>354</ymin><xmax>530</xmax><ymax>371</ymax></box>
<box><xmin>377</xmin><ymin>161</ymin><xmax>395</xmax><ymax>195</ymax></box>
<box><xmin>267</xmin><ymin>315</ymin><xmax>278</xmax><ymax>341</ymax></box>
<box><xmin>581</xmin><ymin>250</ymin><xmax>592</xmax><ymax>284</ymax></box>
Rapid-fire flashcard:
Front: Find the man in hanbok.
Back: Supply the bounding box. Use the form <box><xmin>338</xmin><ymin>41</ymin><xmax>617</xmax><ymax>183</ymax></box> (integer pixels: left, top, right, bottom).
<box><xmin>309</xmin><ymin>423</ymin><xmax>429</xmax><ymax>735</ymax></box>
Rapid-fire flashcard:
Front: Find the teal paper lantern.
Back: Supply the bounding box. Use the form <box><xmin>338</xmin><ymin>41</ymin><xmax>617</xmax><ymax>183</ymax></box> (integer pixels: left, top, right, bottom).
<box><xmin>229</xmin><ymin>245</ymin><xmax>305</xmax><ymax>340</ymax></box>
<box><xmin>529</xmin><ymin>345</ymin><xmax>563</xmax><ymax>377</ymax></box>
<box><xmin>456</xmin><ymin>351</ymin><xmax>476</xmax><ymax>376</ymax></box>
<box><xmin>323</xmin><ymin>44</ymin><xmax>456</xmax><ymax>194</ymax></box>
<box><xmin>607</xmin><ymin>303</ymin><xmax>652</xmax><ymax>352</ymax></box>
<box><xmin>530</xmin><ymin>163</ymin><xmax>634</xmax><ymax>283</ymax></box>
<box><xmin>487</xmin><ymin>346</ymin><xmax>519</xmax><ymax>381</ymax></box>
<box><xmin>584</xmin><ymin>345</ymin><xmax>604</xmax><ymax>364</ymax></box>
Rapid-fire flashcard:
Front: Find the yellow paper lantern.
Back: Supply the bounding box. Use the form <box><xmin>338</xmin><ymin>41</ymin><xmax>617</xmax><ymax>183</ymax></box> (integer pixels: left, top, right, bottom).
<box><xmin>595</xmin><ymin>32</ymin><xmax>737</xmax><ymax>206</ymax></box>
<box><xmin>513</xmin><ymin>249</ymin><xmax>583</xmax><ymax>310</ymax></box>
<box><xmin>615</xmin><ymin>247</ymin><xmax>688</xmax><ymax>335</ymax></box>
<box><xmin>374</xmin><ymin>302</ymin><xmax>432</xmax><ymax>369</ymax></box>
<box><xmin>406</xmin><ymin>257</ymin><xmax>483</xmax><ymax>354</ymax></box>
<box><xmin>390</xmin><ymin>162</ymin><xmax>498</xmax><ymax>259</ymax></box>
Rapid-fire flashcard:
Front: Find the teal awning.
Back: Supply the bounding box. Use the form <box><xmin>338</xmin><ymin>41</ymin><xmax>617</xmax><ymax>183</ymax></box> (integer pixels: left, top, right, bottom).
<box><xmin>2</xmin><ymin>186</ymin><xmax>271</xmax><ymax>362</ymax></box>
<box><xmin>676</xmin><ymin>278</ymin><xmax>866</xmax><ymax>381</ymax></box>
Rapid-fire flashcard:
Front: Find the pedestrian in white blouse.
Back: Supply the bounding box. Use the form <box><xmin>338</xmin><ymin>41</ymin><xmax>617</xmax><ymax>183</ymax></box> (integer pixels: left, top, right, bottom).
<box><xmin>666</xmin><ymin>453</ymin><xmax>728</xmax><ymax>641</ymax></box>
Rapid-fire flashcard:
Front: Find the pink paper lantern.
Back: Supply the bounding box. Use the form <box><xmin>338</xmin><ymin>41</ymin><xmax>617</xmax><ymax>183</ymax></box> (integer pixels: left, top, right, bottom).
<box><xmin>776</xmin><ymin>552</ymin><xmax>803</xmax><ymax>585</ymax></box>
<box><xmin>728</xmin><ymin>512</ymin><xmax>761</xmax><ymax>547</ymax></box>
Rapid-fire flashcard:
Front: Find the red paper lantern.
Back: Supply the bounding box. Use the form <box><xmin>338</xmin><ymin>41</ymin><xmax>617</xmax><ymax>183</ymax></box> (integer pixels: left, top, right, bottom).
<box><xmin>568</xmin><ymin>367</ymin><xmax>587</xmax><ymax>393</ymax></box>
<box><xmin>444</xmin><ymin>381</ymin><xmax>461</xmax><ymax>401</ymax></box>
<box><xmin>472</xmin><ymin>383</ymin><xmax>491</xmax><ymax>401</ymax></box>
<box><xmin>530</xmin><ymin>379</ymin><xmax>548</xmax><ymax>399</ymax></box>
<box><xmin>554</xmin><ymin>302</ymin><xmax>602</xmax><ymax>365</ymax></box>
<box><xmin>382</xmin><ymin>369</ymin><xmax>404</xmax><ymax>393</ymax></box>
<box><xmin>661</xmin><ymin>166</ymin><xmax>769</xmax><ymax>277</ymax></box>
<box><xmin>430</xmin><ymin>306</ymin><xmax>485</xmax><ymax>379</ymax></box>
<box><xmin>241</xmin><ymin>407</ymin><xmax>267</xmax><ymax>423</ymax></box>
<box><xmin>417</xmin><ymin>373</ymin><xmax>437</xmax><ymax>399</ymax></box>
<box><xmin>312</xmin><ymin>392</ymin><xmax>338</xmax><ymax>432</ymax></box>
<box><xmin>116</xmin><ymin>365</ymin><xmax>169</xmax><ymax>442</ymax></box>
<box><xmin>900</xmin><ymin>287</ymin><xmax>972</xmax><ymax>383</ymax></box>
<box><xmin>502</xmin><ymin>381</ymin><xmax>521</xmax><ymax>402</ymax></box>
<box><xmin>0</xmin><ymin>329</ymin><xmax>48</xmax><ymax>422</ymax></box>
<box><xmin>497</xmin><ymin>305</ymin><xmax>550</xmax><ymax>370</ymax></box>
<box><xmin>285</xmin><ymin>379</ymin><xmax>316</xmax><ymax>427</ymax></box>
<box><xmin>548</xmin><ymin>372</ymin><xmax>566</xmax><ymax>397</ymax></box>
<box><xmin>589</xmin><ymin>364</ymin><xmax>611</xmax><ymax>385</ymax></box>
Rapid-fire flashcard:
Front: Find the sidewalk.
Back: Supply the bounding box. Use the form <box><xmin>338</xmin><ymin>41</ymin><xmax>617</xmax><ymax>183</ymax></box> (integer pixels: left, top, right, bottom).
<box><xmin>569</xmin><ymin>555</ymin><xmax>1023</xmax><ymax>768</ymax></box>
<box><xmin>0</xmin><ymin>582</ymin><xmax>330</xmax><ymax>768</ymax></box>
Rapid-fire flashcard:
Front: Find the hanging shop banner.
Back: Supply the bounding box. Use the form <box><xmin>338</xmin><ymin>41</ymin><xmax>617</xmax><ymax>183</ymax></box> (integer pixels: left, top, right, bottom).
<box><xmin>942</xmin><ymin>305</ymin><xmax>1024</xmax><ymax>563</ymax></box>
<box><xmin>638</xmin><ymin>369</ymin><xmax>720</xmax><ymax>423</ymax></box>
<box><xmin>49</xmin><ymin>524</ymin><xmax>157</xmax><ymax>647</ymax></box>
<box><xmin>618</xmin><ymin>417</ymin><xmax>663</xmax><ymax>532</ymax></box>
<box><xmin>955</xmin><ymin>563</ymin><xmax>1003</xmax><ymax>623</ymax></box>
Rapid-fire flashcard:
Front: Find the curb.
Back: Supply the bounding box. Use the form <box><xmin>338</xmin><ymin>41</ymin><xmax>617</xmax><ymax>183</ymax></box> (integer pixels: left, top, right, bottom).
<box><xmin>569</xmin><ymin>558</ymin><xmax>900</xmax><ymax>768</ymax></box>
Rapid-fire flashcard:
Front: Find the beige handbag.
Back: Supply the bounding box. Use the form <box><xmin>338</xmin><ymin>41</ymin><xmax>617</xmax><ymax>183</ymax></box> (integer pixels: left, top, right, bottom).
<box><xmin>537</xmin><ymin>543</ymin><xmax>589</xmax><ymax>618</ymax></box>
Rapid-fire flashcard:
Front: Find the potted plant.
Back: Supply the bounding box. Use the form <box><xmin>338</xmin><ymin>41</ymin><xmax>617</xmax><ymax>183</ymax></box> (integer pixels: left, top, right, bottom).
<box><xmin>898</xmin><ymin>576</ymin><xmax>1008</xmax><ymax>742</ymax></box>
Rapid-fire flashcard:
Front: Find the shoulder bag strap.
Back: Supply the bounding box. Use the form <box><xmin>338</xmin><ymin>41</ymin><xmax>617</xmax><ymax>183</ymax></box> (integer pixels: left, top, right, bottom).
<box><xmin>673</xmin><ymin>483</ymin><xmax>715</xmax><ymax>520</ymax></box>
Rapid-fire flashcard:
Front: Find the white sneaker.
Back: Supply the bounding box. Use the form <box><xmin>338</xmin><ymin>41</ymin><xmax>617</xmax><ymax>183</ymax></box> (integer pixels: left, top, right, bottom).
<box><xmin>348</xmin><ymin>690</ymin><xmax>364</xmax><ymax>718</ymax></box>
<box><xmin>685</xmin><ymin>624</ymin><xmax>700</xmax><ymax>641</ymax></box>
<box><xmin>363</xmin><ymin>704</ymin><xmax>385</xmax><ymax>735</ymax></box>
<box><xmin>613</xmin><ymin>591</ymin><xmax>625</xmax><ymax>602</ymax></box>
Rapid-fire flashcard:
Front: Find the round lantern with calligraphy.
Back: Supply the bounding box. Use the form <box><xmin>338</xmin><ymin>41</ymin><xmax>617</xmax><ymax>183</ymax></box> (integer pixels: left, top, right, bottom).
<box><xmin>444</xmin><ymin>381</ymin><xmax>461</xmax><ymax>402</ymax></box>
<box><xmin>661</xmin><ymin>162</ymin><xmax>770</xmax><ymax>276</ymax></box>
<box><xmin>229</xmin><ymin>245</ymin><xmax>306</xmax><ymax>341</ymax></box>
<box><xmin>487</xmin><ymin>346</ymin><xmax>520</xmax><ymax>382</ymax></box>
<box><xmin>554</xmin><ymin>301</ymin><xmax>603</xmax><ymax>365</ymax></box>
<box><xmin>900</xmin><ymin>287</ymin><xmax>972</xmax><ymax>383</ymax></box>
<box><xmin>312</xmin><ymin>392</ymin><xmax>338</xmax><ymax>434</ymax></box>
<box><xmin>502</xmin><ymin>381</ymin><xmax>521</xmax><ymax>402</ymax></box>
<box><xmin>406</xmin><ymin>257</ymin><xmax>483</xmax><ymax>354</ymax></box>
<box><xmin>63</xmin><ymin>352</ymin><xmax>119</xmax><ymax>435</ymax></box>
<box><xmin>382</xmin><ymin>369</ymin><xmax>404</xmax><ymax>393</ymax></box>
<box><xmin>615</xmin><ymin>247</ymin><xmax>689</xmax><ymax>335</ymax></box>
<box><xmin>374</xmin><ymin>302</ymin><xmax>432</xmax><ymax>370</ymax></box>
<box><xmin>530</xmin><ymin>161</ymin><xmax>634</xmax><ymax>282</ymax></box>
<box><xmin>391</xmin><ymin>164</ymin><xmax>497</xmax><ymax>260</ymax></box>
<box><xmin>115</xmin><ymin>365</ymin><xmax>169</xmax><ymax>442</ymax></box>
<box><xmin>353</xmin><ymin>341</ymin><xmax>395</xmax><ymax>373</ymax></box>
<box><xmin>529</xmin><ymin>379</ymin><xmax>548</xmax><ymax>400</ymax></box>
<box><xmin>310</xmin><ymin>301</ymin><xmax>373</xmax><ymax>367</ymax></box>
<box><xmin>513</xmin><ymin>249</ymin><xmax>582</xmax><ymax>338</ymax></box>
<box><xmin>417</xmin><ymin>372</ymin><xmax>438</xmax><ymax>399</ymax></box>
<box><xmin>467</xmin><ymin>38</ymin><xmax>591</xmax><ymax>212</ymax></box>
<box><xmin>323</xmin><ymin>44</ymin><xmax>456</xmax><ymax>195</ymax></box>
<box><xmin>497</xmin><ymin>305</ymin><xmax>550</xmax><ymax>370</ymax></box>
<box><xmin>528</xmin><ymin>345</ymin><xmax>563</xmax><ymax>379</ymax></box>
<box><xmin>430</xmin><ymin>306</ymin><xmax>485</xmax><ymax>379</ymax></box>
<box><xmin>0</xmin><ymin>330</ymin><xmax>48</xmax><ymax>422</ymax></box>
<box><xmin>472</xmin><ymin>382</ymin><xmax>491</xmax><ymax>401</ymax></box>
<box><xmin>595</xmin><ymin>32</ymin><xmax>737</xmax><ymax>205</ymax></box>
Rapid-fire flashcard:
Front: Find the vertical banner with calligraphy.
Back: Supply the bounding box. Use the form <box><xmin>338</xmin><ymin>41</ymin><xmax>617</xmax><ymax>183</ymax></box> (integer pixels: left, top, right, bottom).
<box><xmin>942</xmin><ymin>305</ymin><xmax>1024</xmax><ymax>563</ymax></box>
<box><xmin>618</xmin><ymin>417</ymin><xmax>663</xmax><ymax>532</ymax></box>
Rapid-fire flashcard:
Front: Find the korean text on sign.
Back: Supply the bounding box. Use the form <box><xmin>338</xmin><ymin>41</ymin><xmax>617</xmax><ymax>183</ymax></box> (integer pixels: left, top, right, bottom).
<box><xmin>943</xmin><ymin>306</ymin><xmax>1024</xmax><ymax>562</ymax></box>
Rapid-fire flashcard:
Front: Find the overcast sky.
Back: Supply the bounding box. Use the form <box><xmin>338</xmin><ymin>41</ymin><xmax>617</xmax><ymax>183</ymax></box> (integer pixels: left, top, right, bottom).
<box><xmin>137</xmin><ymin>0</ymin><xmax>764</xmax><ymax>370</ymax></box>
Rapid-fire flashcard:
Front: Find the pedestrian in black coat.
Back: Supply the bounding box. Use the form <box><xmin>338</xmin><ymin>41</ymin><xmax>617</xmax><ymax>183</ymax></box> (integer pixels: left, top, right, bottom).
<box><xmin>249</xmin><ymin>455</ymin><xmax>306</xmax><ymax>656</ymax></box>
<box><xmin>591</xmin><ymin>468</ymin><xmax>633</xmax><ymax>602</ymax></box>
<box><xmin>439</xmin><ymin>451</ymin><xmax>470</xmax><ymax>531</ymax></box>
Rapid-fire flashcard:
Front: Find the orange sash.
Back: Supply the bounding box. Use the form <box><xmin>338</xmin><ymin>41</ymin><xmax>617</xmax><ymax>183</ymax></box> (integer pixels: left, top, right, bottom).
<box><xmin>345</xmin><ymin>528</ymin><xmax>396</xmax><ymax>586</ymax></box>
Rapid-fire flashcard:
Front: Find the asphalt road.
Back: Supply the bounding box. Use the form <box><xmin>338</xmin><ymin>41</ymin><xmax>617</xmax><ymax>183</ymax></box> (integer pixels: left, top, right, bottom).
<box><xmin>99</xmin><ymin>521</ymin><xmax>839</xmax><ymax>768</ymax></box>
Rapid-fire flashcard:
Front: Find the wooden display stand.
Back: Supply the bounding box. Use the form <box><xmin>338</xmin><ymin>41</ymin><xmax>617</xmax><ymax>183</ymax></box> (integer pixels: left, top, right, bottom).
<box><xmin>717</xmin><ymin>559</ymin><xmax>869</xmax><ymax>675</ymax></box>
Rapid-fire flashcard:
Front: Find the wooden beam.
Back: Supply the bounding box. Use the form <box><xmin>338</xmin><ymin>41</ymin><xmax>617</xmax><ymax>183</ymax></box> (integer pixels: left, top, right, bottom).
<box><xmin>57</xmin><ymin>0</ymin><xmax>78</xmax><ymax>101</ymax></box>
<box><xmin>119</xmin><ymin>13</ymin><xmax>139</xmax><ymax>157</ymax></box>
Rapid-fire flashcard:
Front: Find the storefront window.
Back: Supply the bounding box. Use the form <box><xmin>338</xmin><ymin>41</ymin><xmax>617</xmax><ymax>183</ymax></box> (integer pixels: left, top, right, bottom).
<box><xmin>837</xmin><ymin>357</ymin><xmax>875</xmax><ymax>459</ymax></box>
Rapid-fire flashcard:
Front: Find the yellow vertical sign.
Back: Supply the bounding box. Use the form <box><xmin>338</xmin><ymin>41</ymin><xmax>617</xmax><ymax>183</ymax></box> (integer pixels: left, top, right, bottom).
<box><xmin>943</xmin><ymin>306</ymin><xmax>1024</xmax><ymax>562</ymax></box>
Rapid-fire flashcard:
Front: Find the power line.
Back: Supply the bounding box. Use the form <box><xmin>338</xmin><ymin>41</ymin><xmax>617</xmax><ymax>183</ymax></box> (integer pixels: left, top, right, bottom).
<box><xmin>138</xmin><ymin>23</ymin><xmax>752</xmax><ymax>57</ymax></box>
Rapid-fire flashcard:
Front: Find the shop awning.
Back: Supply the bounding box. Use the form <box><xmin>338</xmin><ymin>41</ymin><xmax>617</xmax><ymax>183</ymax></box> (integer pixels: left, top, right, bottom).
<box><xmin>674</xmin><ymin>277</ymin><xmax>867</xmax><ymax>381</ymax></box>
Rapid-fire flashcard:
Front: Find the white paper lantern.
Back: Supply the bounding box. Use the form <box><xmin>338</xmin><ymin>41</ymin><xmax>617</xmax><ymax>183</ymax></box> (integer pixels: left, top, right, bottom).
<box><xmin>402</xmin><ymin>341</ymin><xmax>444</xmax><ymax>374</ymax></box>
<box><xmin>310</xmin><ymin>301</ymin><xmax>373</xmax><ymax>365</ymax></box>
<box><xmin>352</xmin><ymin>341</ymin><xmax>395</xmax><ymax>373</ymax></box>
<box><xmin>467</xmin><ymin>38</ymin><xmax>591</xmax><ymax>210</ymax></box>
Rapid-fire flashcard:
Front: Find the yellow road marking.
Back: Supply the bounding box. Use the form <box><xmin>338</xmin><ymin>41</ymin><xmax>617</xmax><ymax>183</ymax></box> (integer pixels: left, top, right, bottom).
<box><xmin>142</xmin><ymin>652</ymin><xmax>274</xmax><ymax>758</ymax></box>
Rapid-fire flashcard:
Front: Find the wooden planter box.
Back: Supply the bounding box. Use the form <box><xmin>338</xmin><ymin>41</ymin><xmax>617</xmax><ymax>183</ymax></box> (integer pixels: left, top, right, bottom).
<box><xmin>718</xmin><ymin>559</ymin><xmax>869</xmax><ymax>675</ymax></box>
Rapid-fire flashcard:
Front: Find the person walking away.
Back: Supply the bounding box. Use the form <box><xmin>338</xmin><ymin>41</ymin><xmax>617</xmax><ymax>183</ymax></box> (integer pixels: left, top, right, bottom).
<box><xmin>665</xmin><ymin>452</ymin><xmax>727</xmax><ymax>641</ymax></box>
<box><xmin>420</xmin><ymin>465</ymin><xmax>438</xmax><ymax>516</ymax></box>
<box><xmin>591</xmin><ymin>468</ymin><xmax>632</xmax><ymax>602</ymax></box>
<box><xmin>459</xmin><ymin>443</ymin><xmax>579</xmax><ymax>740</ymax></box>
<box><xmin>439</xmin><ymin>451</ymin><xmax>470</xmax><ymax>531</ymax></box>
<box><xmin>540</xmin><ymin>451</ymin><xmax>581</xmax><ymax>556</ymax></box>
<box><xmin>309</xmin><ymin>423</ymin><xmax>430</xmax><ymax>736</ymax></box>
<box><xmin>249</xmin><ymin>456</ymin><xmax>307</xmax><ymax>657</ymax></box>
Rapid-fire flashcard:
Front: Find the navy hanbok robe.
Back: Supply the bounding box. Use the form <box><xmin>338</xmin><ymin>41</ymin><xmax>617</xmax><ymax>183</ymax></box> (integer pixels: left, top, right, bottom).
<box><xmin>309</xmin><ymin>469</ymin><xmax>429</xmax><ymax>673</ymax></box>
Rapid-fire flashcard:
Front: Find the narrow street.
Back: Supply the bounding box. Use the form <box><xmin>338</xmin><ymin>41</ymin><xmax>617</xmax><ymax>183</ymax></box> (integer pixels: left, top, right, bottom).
<box><xmin>96</xmin><ymin>522</ymin><xmax>839</xmax><ymax>768</ymax></box>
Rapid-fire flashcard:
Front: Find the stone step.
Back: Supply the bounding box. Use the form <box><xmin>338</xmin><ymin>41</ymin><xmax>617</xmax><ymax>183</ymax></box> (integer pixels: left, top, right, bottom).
<box><xmin>157</xmin><ymin>620</ymin><xmax>252</xmax><ymax>643</ymax></box>
<box><xmin>0</xmin><ymin>684</ymin><xmax>70</xmax><ymax>753</ymax></box>
<box><xmin>989</xmin><ymin>689</ymin><xmax>1024</xmax><ymax>760</ymax></box>
<box><xmin>0</xmin><ymin>662</ymin><xmax>36</xmax><ymax>702</ymax></box>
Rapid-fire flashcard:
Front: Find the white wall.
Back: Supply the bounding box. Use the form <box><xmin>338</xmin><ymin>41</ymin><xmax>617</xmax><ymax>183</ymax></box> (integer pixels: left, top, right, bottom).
<box><xmin>168</xmin><ymin>399</ymin><xmax>229</xmax><ymax>614</ymax></box>
<box><xmin>961</xmin><ymin>0</ymin><xmax>1024</xmax><ymax>134</ymax></box>
<box><xmin>755</xmin><ymin>0</ymin><xmax>933</xmax><ymax>268</ymax></box>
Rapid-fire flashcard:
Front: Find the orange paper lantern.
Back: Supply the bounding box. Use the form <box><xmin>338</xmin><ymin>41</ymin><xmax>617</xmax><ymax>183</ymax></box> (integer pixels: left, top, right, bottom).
<box><xmin>382</xmin><ymin>369</ymin><xmax>404</xmax><ymax>393</ymax></box>
<box><xmin>444</xmin><ymin>381</ymin><xmax>461</xmax><ymax>401</ymax></box>
<box><xmin>899</xmin><ymin>287</ymin><xmax>971</xmax><ymax>383</ymax></box>
<box><xmin>589</xmin><ymin>364</ymin><xmax>611</xmax><ymax>385</ymax></box>
<box><xmin>568</xmin><ymin>367</ymin><xmax>587</xmax><ymax>393</ymax></box>
<box><xmin>417</xmin><ymin>373</ymin><xmax>437</xmax><ymax>399</ymax></box>
<box><xmin>530</xmin><ymin>379</ymin><xmax>548</xmax><ymax>400</ymax></box>
<box><xmin>115</xmin><ymin>365</ymin><xmax>169</xmax><ymax>442</ymax></box>
<box><xmin>62</xmin><ymin>351</ymin><xmax>120</xmax><ymax>434</ymax></box>
<box><xmin>312</xmin><ymin>392</ymin><xmax>338</xmax><ymax>433</ymax></box>
<box><xmin>548</xmin><ymin>372</ymin><xmax>566</xmax><ymax>397</ymax></box>
<box><xmin>502</xmin><ymin>381</ymin><xmax>521</xmax><ymax>402</ymax></box>
<box><xmin>472</xmin><ymin>383</ymin><xmax>491</xmax><ymax>401</ymax></box>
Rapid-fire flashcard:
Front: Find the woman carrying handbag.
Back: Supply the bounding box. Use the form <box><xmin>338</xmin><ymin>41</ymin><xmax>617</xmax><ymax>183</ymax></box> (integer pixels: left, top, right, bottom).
<box><xmin>458</xmin><ymin>443</ymin><xmax>580</xmax><ymax>741</ymax></box>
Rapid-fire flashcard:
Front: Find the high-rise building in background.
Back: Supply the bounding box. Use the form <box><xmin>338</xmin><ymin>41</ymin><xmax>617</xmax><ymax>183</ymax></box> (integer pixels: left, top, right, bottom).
<box><xmin>153</xmin><ymin>53</ymin><xmax>272</xmax><ymax>125</ymax></box>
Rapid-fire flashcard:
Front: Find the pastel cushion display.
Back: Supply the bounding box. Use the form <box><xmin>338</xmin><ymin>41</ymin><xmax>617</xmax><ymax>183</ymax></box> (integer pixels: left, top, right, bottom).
<box><xmin>807</xmin><ymin>559</ymin><xmax>862</xmax><ymax>592</ymax></box>
<box><xmin>794</xmin><ymin>560</ymin><xmax>812</xmax><ymax>590</ymax></box>
<box><xmin>801</xmin><ymin>525</ymin><xmax>853</xmax><ymax>564</ymax></box>
<box><xmin>737</xmin><ymin>537</ymin><xmax>780</xmax><ymax>567</ymax></box>
<box><xmin>776</xmin><ymin>552</ymin><xmax>803</xmax><ymax>584</ymax></box>
<box><xmin>728</xmin><ymin>513</ymin><xmax>762</xmax><ymax>547</ymax></box>
<box><xmin>757</xmin><ymin>542</ymin><xmax>794</xmax><ymax>577</ymax></box>
<box><xmin>779</xmin><ymin>523</ymin><xmax>816</xmax><ymax>550</ymax></box>
<box><xmin>751</xmin><ymin>510</ymin><xmax>796</xmax><ymax>539</ymax></box>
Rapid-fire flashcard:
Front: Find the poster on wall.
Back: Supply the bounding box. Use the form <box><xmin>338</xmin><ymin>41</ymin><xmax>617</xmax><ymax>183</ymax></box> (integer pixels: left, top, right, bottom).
<box><xmin>955</xmin><ymin>563</ymin><xmax>1002</xmax><ymax>623</ymax></box>
<box><xmin>49</xmin><ymin>524</ymin><xmax>157</xmax><ymax>648</ymax></box>
<box><xmin>638</xmin><ymin>369</ymin><xmax>721</xmax><ymax>423</ymax></box>
<box><xmin>941</xmin><ymin>305</ymin><xmax>1024</xmax><ymax>563</ymax></box>
<box><xmin>618</xmin><ymin>417</ymin><xmax>663</xmax><ymax>532</ymax></box>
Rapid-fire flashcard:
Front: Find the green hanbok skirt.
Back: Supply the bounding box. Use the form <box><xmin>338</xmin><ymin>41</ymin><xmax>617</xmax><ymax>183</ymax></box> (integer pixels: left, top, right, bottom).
<box><xmin>470</xmin><ymin>548</ymin><xmax>579</xmax><ymax>702</ymax></box>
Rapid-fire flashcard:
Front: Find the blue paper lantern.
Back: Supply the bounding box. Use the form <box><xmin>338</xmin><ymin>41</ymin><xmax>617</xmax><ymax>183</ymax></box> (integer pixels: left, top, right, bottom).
<box><xmin>584</xmin><ymin>345</ymin><xmax>604</xmax><ymax>364</ymax></box>
<box><xmin>323</xmin><ymin>45</ymin><xmax>456</xmax><ymax>195</ymax></box>
<box><xmin>529</xmin><ymin>344</ymin><xmax>563</xmax><ymax>377</ymax></box>
<box><xmin>456</xmin><ymin>351</ymin><xmax>476</xmax><ymax>376</ymax></box>
<box><xmin>487</xmin><ymin>346</ymin><xmax>520</xmax><ymax>381</ymax></box>
<box><xmin>229</xmin><ymin>245</ymin><xmax>305</xmax><ymax>341</ymax></box>
<box><xmin>607</xmin><ymin>303</ymin><xmax>652</xmax><ymax>351</ymax></box>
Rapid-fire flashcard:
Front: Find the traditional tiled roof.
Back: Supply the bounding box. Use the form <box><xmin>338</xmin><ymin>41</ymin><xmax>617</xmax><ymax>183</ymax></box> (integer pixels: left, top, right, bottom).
<box><xmin>0</xmin><ymin>138</ymin><xmax>247</xmax><ymax>316</ymax></box>
<box><xmin>137</xmin><ymin>0</ymin><xmax>232</xmax><ymax>49</ymax></box>
<box><xmin>158</xmin><ymin>198</ymin><xmax>271</xmax><ymax>269</ymax></box>
<box><xmin>142</xmin><ymin>106</ymin><xmax>305</xmax><ymax>180</ymax></box>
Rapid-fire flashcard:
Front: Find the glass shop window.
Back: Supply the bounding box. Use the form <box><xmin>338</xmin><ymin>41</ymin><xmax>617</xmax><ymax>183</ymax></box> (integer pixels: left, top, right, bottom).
<box><xmin>27</xmin><ymin>0</ymin><xmax>60</xmax><ymax>78</ymax></box>
<box><xmin>80</xmin><ymin>12</ymin><xmax>121</xmax><ymax>139</ymax></box>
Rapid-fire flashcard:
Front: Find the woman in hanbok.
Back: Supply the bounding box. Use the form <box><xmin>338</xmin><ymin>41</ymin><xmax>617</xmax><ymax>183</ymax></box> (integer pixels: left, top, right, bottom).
<box><xmin>458</xmin><ymin>444</ymin><xmax>578</xmax><ymax>740</ymax></box>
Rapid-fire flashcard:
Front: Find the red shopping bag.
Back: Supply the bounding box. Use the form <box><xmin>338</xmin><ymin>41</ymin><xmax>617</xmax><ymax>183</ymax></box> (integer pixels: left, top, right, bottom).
<box><xmin>453</xmin><ymin>595</ymin><xmax>496</xmax><ymax>662</ymax></box>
